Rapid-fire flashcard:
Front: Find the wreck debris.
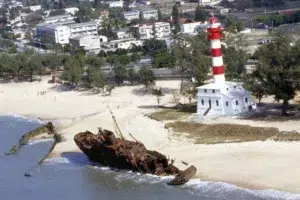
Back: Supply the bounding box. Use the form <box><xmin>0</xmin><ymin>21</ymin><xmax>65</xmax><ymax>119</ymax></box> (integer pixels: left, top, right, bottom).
<box><xmin>74</xmin><ymin>128</ymin><xmax>196</xmax><ymax>185</ymax></box>
<box><xmin>4</xmin><ymin>122</ymin><xmax>62</xmax><ymax>177</ymax></box>
<box><xmin>167</xmin><ymin>165</ymin><xmax>197</xmax><ymax>185</ymax></box>
<box><xmin>74</xmin><ymin>130</ymin><xmax>181</xmax><ymax>176</ymax></box>
<box><xmin>6</xmin><ymin>122</ymin><xmax>56</xmax><ymax>155</ymax></box>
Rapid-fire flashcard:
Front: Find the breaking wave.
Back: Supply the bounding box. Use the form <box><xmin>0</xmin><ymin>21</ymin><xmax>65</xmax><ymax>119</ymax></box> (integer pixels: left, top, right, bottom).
<box><xmin>44</xmin><ymin>156</ymin><xmax>300</xmax><ymax>200</ymax></box>
<box><xmin>8</xmin><ymin>114</ymin><xmax>45</xmax><ymax>124</ymax></box>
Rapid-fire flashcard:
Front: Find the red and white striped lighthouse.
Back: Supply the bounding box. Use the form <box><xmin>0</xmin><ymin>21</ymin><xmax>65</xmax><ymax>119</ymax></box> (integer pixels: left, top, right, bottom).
<box><xmin>207</xmin><ymin>17</ymin><xmax>225</xmax><ymax>84</ymax></box>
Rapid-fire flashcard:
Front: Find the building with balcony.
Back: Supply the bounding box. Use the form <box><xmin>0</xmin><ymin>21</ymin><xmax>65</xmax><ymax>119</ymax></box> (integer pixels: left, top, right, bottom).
<box><xmin>103</xmin><ymin>38</ymin><xmax>143</xmax><ymax>50</ymax></box>
<box><xmin>141</xmin><ymin>9</ymin><xmax>158</xmax><ymax>20</ymax></box>
<box><xmin>35</xmin><ymin>21</ymin><xmax>98</xmax><ymax>45</ymax></box>
<box><xmin>36</xmin><ymin>23</ymin><xmax>71</xmax><ymax>44</ymax></box>
<box><xmin>44</xmin><ymin>14</ymin><xmax>75</xmax><ymax>24</ymax></box>
<box><xmin>106</xmin><ymin>0</ymin><xmax>123</xmax><ymax>8</ymax></box>
<box><xmin>68</xmin><ymin>21</ymin><xmax>98</xmax><ymax>37</ymax></box>
<box><xmin>180</xmin><ymin>22</ymin><xmax>209</xmax><ymax>35</ymax></box>
<box><xmin>123</xmin><ymin>11</ymin><xmax>140</xmax><ymax>22</ymax></box>
<box><xmin>134</xmin><ymin>22</ymin><xmax>171</xmax><ymax>40</ymax></box>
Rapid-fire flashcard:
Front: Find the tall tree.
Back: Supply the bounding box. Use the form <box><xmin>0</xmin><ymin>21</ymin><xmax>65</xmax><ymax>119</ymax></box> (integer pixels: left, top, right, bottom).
<box><xmin>61</xmin><ymin>58</ymin><xmax>84</xmax><ymax>88</ymax></box>
<box><xmin>157</xmin><ymin>8</ymin><xmax>163</xmax><ymax>21</ymax></box>
<box><xmin>127</xmin><ymin>68</ymin><xmax>138</xmax><ymax>85</ymax></box>
<box><xmin>171</xmin><ymin>4</ymin><xmax>180</xmax><ymax>34</ymax></box>
<box><xmin>172</xmin><ymin>37</ymin><xmax>193</xmax><ymax>94</ymax></box>
<box><xmin>250</xmin><ymin>34</ymin><xmax>300</xmax><ymax>115</ymax></box>
<box><xmin>89</xmin><ymin>68</ymin><xmax>107</xmax><ymax>90</ymax></box>
<box><xmin>223</xmin><ymin>47</ymin><xmax>248</xmax><ymax>81</ymax></box>
<box><xmin>113</xmin><ymin>64</ymin><xmax>127</xmax><ymax>85</ymax></box>
<box><xmin>138</xmin><ymin>66</ymin><xmax>154</xmax><ymax>92</ymax></box>
<box><xmin>152</xmin><ymin>50</ymin><xmax>175</xmax><ymax>69</ymax></box>
<box><xmin>194</xmin><ymin>5</ymin><xmax>208</xmax><ymax>22</ymax></box>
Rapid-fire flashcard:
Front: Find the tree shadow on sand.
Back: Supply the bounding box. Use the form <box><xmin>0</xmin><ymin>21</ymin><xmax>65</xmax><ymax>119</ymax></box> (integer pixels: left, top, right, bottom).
<box><xmin>238</xmin><ymin>102</ymin><xmax>300</xmax><ymax>122</ymax></box>
<box><xmin>131</xmin><ymin>86</ymin><xmax>178</xmax><ymax>97</ymax></box>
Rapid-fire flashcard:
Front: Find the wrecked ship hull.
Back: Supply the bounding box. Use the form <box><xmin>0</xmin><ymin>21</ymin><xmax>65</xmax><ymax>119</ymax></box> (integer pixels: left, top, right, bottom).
<box><xmin>74</xmin><ymin>129</ymin><xmax>181</xmax><ymax>176</ymax></box>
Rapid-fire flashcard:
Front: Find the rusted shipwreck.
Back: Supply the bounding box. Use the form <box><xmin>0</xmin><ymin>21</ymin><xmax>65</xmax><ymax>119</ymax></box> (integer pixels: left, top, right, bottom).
<box><xmin>74</xmin><ymin>128</ymin><xmax>196</xmax><ymax>185</ymax></box>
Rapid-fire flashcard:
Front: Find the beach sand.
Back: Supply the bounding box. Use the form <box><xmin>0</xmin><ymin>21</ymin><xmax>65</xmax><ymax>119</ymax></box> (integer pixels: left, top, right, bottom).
<box><xmin>1</xmin><ymin>76</ymin><xmax>300</xmax><ymax>194</ymax></box>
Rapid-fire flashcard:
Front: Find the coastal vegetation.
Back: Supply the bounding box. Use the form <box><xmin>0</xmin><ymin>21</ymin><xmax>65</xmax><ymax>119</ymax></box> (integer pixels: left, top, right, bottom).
<box><xmin>165</xmin><ymin>122</ymin><xmax>300</xmax><ymax>144</ymax></box>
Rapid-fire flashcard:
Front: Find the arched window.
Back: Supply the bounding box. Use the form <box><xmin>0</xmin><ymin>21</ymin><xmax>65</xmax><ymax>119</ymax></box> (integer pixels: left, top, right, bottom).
<box><xmin>236</xmin><ymin>100</ymin><xmax>239</xmax><ymax>105</ymax></box>
<box><xmin>226</xmin><ymin>101</ymin><xmax>229</xmax><ymax>106</ymax></box>
<box><xmin>201</xmin><ymin>99</ymin><xmax>204</xmax><ymax>105</ymax></box>
<box><xmin>245</xmin><ymin>98</ymin><xmax>248</xmax><ymax>103</ymax></box>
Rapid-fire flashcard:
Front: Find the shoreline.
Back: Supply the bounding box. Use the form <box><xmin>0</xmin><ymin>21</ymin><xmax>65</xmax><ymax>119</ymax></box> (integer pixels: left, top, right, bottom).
<box><xmin>1</xmin><ymin>77</ymin><xmax>300</xmax><ymax>194</ymax></box>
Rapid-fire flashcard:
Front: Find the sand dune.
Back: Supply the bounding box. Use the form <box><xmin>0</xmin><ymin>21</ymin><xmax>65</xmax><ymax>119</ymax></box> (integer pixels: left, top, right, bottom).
<box><xmin>1</xmin><ymin>76</ymin><xmax>300</xmax><ymax>194</ymax></box>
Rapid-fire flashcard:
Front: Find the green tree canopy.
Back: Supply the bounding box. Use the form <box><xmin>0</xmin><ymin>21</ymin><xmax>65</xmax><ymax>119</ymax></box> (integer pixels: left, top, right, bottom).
<box><xmin>138</xmin><ymin>66</ymin><xmax>154</xmax><ymax>91</ymax></box>
<box><xmin>152</xmin><ymin>50</ymin><xmax>175</xmax><ymax>69</ymax></box>
<box><xmin>61</xmin><ymin>58</ymin><xmax>84</xmax><ymax>88</ymax></box>
<box><xmin>250</xmin><ymin>34</ymin><xmax>300</xmax><ymax>115</ymax></box>
<box><xmin>194</xmin><ymin>5</ymin><xmax>208</xmax><ymax>22</ymax></box>
<box><xmin>223</xmin><ymin>46</ymin><xmax>248</xmax><ymax>81</ymax></box>
<box><xmin>113</xmin><ymin>64</ymin><xmax>127</xmax><ymax>85</ymax></box>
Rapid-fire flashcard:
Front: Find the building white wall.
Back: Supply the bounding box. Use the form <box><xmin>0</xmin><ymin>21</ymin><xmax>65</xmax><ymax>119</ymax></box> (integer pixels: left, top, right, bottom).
<box><xmin>136</xmin><ymin>22</ymin><xmax>171</xmax><ymax>40</ymax></box>
<box><xmin>142</xmin><ymin>9</ymin><xmax>158</xmax><ymax>20</ymax></box>
<box><xmin>64</xmin><ymin>7</ymin><xmax>79</xmax><ymax>15</ymax></box>
<box><xmin>44</xmin><ymin>15</ymin><xmax>75</xmax><ymax>24</ymax></box>
<box><xmin>197</xmin><ymin>83</ymin><xmax>256</xmax><ymax>116</ymax></box>
<box><xmin>70</xmin><ymin>35</ymin><xmax>101</xmax><ymax>54</ymax></box>
<box><xmin>68</xmin><ymin>22</ymin><xmax>98</xmax><ymax>37</ymax></box>
<box><xmin>104</xmin><ymin>39</ymin><xmax>143</xmax><ymax>50</ymax></box>
<box><xmin>99</xmin><ymin>35</ymin><xmax>108</xmax><ymax>43</ymax></box>
<box><xmin>29</xmin><ymin>5</ymin><xmax>41</xmax><ymax>11</ymax></box>
<box><xmin>123</xmin><ymin>11</ymin><xmax>140</xmax><ymax>22</ymax></box>
<box><xmin>180</xmin><ymin>22</ymin><xmax>201</xmax><ymax>34</ymax></box>
<box><xmin>36</xmin><ymin>24</ymin><xmax>71</xmax><ymax>44</ymax></box>
<box><xmin>107</xmin><ymin>1</ymin><xmax>123</xmax><ymax>8</ymax></box>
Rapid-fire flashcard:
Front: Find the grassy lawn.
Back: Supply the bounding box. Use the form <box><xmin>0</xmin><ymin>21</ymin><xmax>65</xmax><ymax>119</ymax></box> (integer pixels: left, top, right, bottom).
<box><xmin>147</xmin><ymin>106</ymin><xmax>196</xmax><ymax>121</ymax></box>
<box><xmin>165</xmin><ymin>121</ymin><xmax>300</xmax><ymax>144</ymax></box>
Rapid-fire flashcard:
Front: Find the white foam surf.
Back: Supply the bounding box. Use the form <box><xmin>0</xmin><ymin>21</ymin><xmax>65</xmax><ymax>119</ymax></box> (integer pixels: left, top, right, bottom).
<box><xmin>44</xmin><ymin>156</ymin><xmax>300</xmax><ymax>199</ymax></box>
<box><xmin>8</xmin><ymin>114</ymin><xmax>45</xmax><ymax>124</ymax></box>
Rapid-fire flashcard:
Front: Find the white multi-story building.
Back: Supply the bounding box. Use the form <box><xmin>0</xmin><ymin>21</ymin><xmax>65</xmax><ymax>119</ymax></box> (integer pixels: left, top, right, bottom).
<box><xmin>180</xmin><ymin>22</ymin><xmax>209</xmax><ymax>35</ymax></box>
<box><xmin>68</xmin><ymin>22</ymin><xmax>98</xmax><ymax>37</ymax></box>
<box><xmin>141</xmin><ymin>9</ymin><xmax>158</xmax><ymax>20</ymax></box>
<box><xmin>36</xmin><ymin>21</ymin><xmax>98</xmax><ymax>44</ymax></box>
<box><xmin>69</xmin><ymin>34</ymin><xmax>101</xmax><ymax>54</ymax></box>
<box><xmin>64</xmin><ymin>7</ymin><xmax>79</xmax><ymax>15</ymax></box>
<box><xmin>199</xmin><ymin>0</ymin><xmax>222</xmax><ymax>6</ymax></box>
<box><xmin>29</xmin><ymin>5</ymin><xmax>41</xmax><ymax>11</ymax></box>
<box><xmin>135</xmin><ymin>22</ymin><xmax>171</xmax><ymax>40</ymax></box>
<box><xmin>36</xmin><ymin>24</ymin><xmax>71</xmax><ymax>44</ymax></box>
<box><xmin>44</xmin><ymin>15</ymin><xmax>75</xmax><ymax>24</ymax></box>
<box><xmin>8</xmin><ymin>1</ymin><xmax>23</xmax><ymax>9</ymax></box>
<box><xmin>106</xmin><ymin>1</ymin><xmax>123</xmax><ymax>8</ymax></box>
<box><xmin>103</xmin><ymin>38</ymin><xmax>143</xmax><ymax>50</ymax></box>
<box><xmin>123</xmin><ymin>11</ymin><xmax>140</xmax><ymax>22</ymax></box>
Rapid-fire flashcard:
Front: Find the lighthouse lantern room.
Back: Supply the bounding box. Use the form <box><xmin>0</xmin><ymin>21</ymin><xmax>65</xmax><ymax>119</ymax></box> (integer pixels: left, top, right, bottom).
<box><xmin>196</xmin><ymin>17</ymin><xmax>256</xmax><ymax>116</ymax></box>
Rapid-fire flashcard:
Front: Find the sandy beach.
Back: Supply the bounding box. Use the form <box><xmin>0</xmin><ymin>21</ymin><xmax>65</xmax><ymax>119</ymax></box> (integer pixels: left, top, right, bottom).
<box><xmin>1</xmin><ymin>76</ymin><xmax>300</xmax><ymax>194</ymax></box>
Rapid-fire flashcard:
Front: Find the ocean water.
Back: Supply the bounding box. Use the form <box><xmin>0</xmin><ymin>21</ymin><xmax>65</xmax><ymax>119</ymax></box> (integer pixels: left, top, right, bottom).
<box><xmin>0</xmin><ymin>115</ymin><xmax>299</xmax><ymax>200</ymax></box>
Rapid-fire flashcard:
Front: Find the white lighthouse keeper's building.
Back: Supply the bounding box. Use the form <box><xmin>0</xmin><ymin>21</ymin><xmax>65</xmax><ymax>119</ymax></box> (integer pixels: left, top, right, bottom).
<box><xmin>197</xmin><ymin>17</ymin><xmax>256</xmax><ymax>116</ymax></box>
